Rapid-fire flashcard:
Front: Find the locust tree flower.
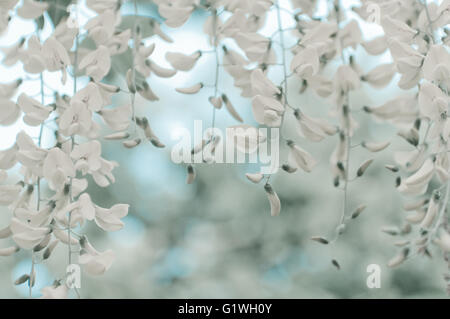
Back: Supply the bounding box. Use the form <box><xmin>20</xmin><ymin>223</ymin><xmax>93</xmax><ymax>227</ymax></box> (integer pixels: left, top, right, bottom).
<box><xmin>17</xmin><ymin>93</ymin><xmax>52</xmax><ymax>126</ymax></box>
<box><xmin>59</xmin><ymin>101</ymin><xmax>97</xmax><ymax>137</ymax></box>
<box><xmin>15</xmin><ymin>131</ymin><xmax>47</xmax><ymax>177</ymax></box>
<box><xmin>0</xmin><ymin>98</ymin><xmax>20</xmax><ymax>125</ymax></box>
<box><xmin>388</xmin><ymin>38</ymin><xmax>424</xmax><ymax>89</ymax></box>
<box><xmin>157</xmin><ymin>0</ymin><xmax>196</xmax><ymax>28</ymax></box>
<box><xmin>294</xmin><ymin>109</ymin><xmax>337</xmax><ymax>142</ymax></box>
<box><xmin>94</xmin><ymin>203</ymin><xmax>129</xmax><ymax>232</ymax></box>
<box><xmin>0</xmin><ymin>78</ymin><xmax>21</xmax><ymax>99</ymax></box>
<box><xmin>71</xmin><ymin>141</ymin><xmax>102</xmax><ymax>176</ymax></box>
<box><xmin>85</xmin><ymin>10</ymin><xmax>116</xmax><ymax>46</ymax></box>
<box><xmin>98</xmin><ymin>104</ymin><xmax>132</xmax><ymax>131</ymax></box>
<box><xmin>397</xmin><ymin>158</ymin><xmax>435</xmax><ymax>196</ymax></box>
<box><xmin>422</xmin><ymin>45</ymin><xmax>450</xmax><ymax>90</ymax></box>
<box><xmin>16</xmin><ymin>0</ymin><xmax>48</xmax><ymax>20</ymax></box>
<box><xmin>250</xmin><ymin>69</ymin><xmax>280</xmax><ymax>97</ymax></box>
<box><xmin>86</xmin><ymin>0</ymin><xmax>120</xmax><ymax>13</ymax></box>
<box><xmin>290</xmin><ymin>47</ymin><xmax>320</xmax><ymax>79</ymax></box>
<box><xmin>0</xmin><ymin>184</ymin><xmax>21</xmax><ymax>205</ymax></box>
<box><xmin>79</xmin><ymin>247</ymin><xmax>115</xmax><ymax>276</ymax></box>
<box><xmin>251</xmin><ymin>95</ymin><xmax>284</xmax><ymax>127</ymax></box>
<box><xmin>42</xmin><ymin>148</ymin><xmax>76</xmax><ymax>191</ymax></box>
<box><xmin>42</xmin><ymin>37</ymin><xmax>71</xmax><ymax>84</ymax></box>
<box><xmin>72</xmin><ymin>82</ymin><xmax>104</xmax><ymax>112</ymax></box>
<box><xmin>10</xmin><ymin>217</ymin><xmax>50</xmax><ymax>250</ymax></box>
<box><xmin>165</xmin><ymin>51</ymin><xmax>201</xmax><ymax>71</ymax></box>
<box><xmin>79</xmin><ymin>46</ymin><xmax>111</xmax><ymax>82</ymax></box>
<box><xmin>287</xmin><ymin>140</ymin><xmax>316</xmax><ymax>173</ymax></box>
<box><xmin>1</xmin><ymin>38</ymin><xmax>25</xmax><ymax>66</ymax></box>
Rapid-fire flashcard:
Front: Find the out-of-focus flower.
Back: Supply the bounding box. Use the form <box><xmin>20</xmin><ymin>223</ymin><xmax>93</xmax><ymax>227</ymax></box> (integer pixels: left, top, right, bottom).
<box><xmin>16</xmin><ymin>0</ymin><xmax>48</xmax><ymax>20</ymax></box>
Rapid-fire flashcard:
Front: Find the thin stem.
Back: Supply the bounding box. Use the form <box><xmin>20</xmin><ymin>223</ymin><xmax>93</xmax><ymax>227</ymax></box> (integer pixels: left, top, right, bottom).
<box><xmin>67</xmin><ymin>1</ymin><xmax>80</xmax><ymax>298</ymax></box>
<box><xmin>130</xmin><ymin>0</ymin><xmax>138</xmax><ymax>134</ymax></box>
<box><xmin>419</xmin><ymin>0</ymin><xmax>437</xmax><ymax>44</ymax></box>
<box><xmin>335</xmin><ymin>0</ymin><xmax>351</xmax><ymax>236</ymax></box>
<box><xmin>275</xmin><ymin>2</ymin><xmax>289</xmax><ymax>109</ymax></box>
<box><xmin>211</xmin><ymin>9</ymin><xmax>219</xmax><ymax>130</ymax></box>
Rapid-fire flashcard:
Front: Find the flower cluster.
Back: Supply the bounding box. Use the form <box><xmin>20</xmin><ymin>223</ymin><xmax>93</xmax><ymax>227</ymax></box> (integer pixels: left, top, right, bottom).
<box><xmin>0</xmin><ymin>0</ymin><xmax>449</xmax><ymax>297</ymax></box>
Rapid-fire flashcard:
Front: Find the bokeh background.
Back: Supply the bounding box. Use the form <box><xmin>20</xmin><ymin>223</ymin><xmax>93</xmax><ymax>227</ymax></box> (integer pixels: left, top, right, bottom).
<box><xmin>0</xmin><ymin>0</ymin><xmax>448</xmax><ymax>298</ymax></box>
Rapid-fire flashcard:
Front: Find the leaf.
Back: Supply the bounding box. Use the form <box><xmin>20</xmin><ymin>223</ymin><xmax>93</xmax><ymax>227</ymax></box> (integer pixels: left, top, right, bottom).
<box><xmin>118</xmin><ymin>15</ymin><xmax>155</xmax><ymax>38</ymax></box>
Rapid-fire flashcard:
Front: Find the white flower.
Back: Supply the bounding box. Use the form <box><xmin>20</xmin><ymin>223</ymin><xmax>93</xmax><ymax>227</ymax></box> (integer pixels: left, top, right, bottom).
<box><xmin>175</xmin><ymin>83</ymin><xmax>203</xmax><ymax>94</ymax></box>
<box><xmin>158</xmin><ymin>2</ymin><xmax>195</xmax><ymax>28</ymax></box>
<box><xmin>10</xmin><ymin>217</ymin><xmax>50</xmax><ymax>249</ymax></box>
<box><xmin>340</xmin><ymin>20</ymin><xmax>362</xmax><ymax>50</ymax></box>
<box><xmin>0</xmin><ymin>98</ymin><xmax>20</xmax><ymax>125</ymax></box>
<box><xmin>66</xmin><ymin>193</ymin><xmax>96</xmax><ymax>225</ymax></box>
<box><xmin>79</xmin><ymin>247</ymin><xmax>115</xmax><ymax>276</ymax></box>
<box><xmin>59</xmin><ymin>101</ymin><xmax>96</xmax><ymax>137</ymax></box>
<box><xmin>17</xmin><ymin>0</ymin><xmax>48</xmax><ymax>19</ymax></box>
<box><xmin>381</xmin><ymin>16</ymin><xmax>418</xmax><ymax>43</ymax></box>
<box><xmin>361</xmin><ymin>36</ymin><xmax>388</xmax><ymax>56</ymax></box>
<box><xmin>234</xmin><ymin>32</ymin><xmax>271</xmax><ymax>62</ymax></box>
<box><xmin>79</xmin><ymin>46</ymin><xmax>111</xmax><ymax>82</ymax></box>
<box><xmin>85</xmin><ymin>10</ymin><xmax>116</xmax><ymax>46</ymax></box>
<box><xmin>418</xmin><ymin>82</ymin><xmax>448</xmax><ymax>121</ymax></box>
<box><xmin>397</xmin><ymin>158</ymin><xmax>434</xmax><ymax>196</ymax></box>
<box><xmin>0</xmin><ymin>78</ymin><xmax>21</xmax><ymax>99</ymax></box>
<box><xmin>361</xmin><ymin>63</ymin><xmax>396</xmax><ymax>88</ymax></box>
<box><xmin>388</xmin><ymin>38</ymin><xmax>424</xmax><ymax>89</ymax></box>
<box><xmin>43</xmin><ymin>148</ymin><xmax>76</xmax><ymax>191</ymax></box>
<box><xmin>251</xmin><ymin>95</ymin><xmax>284</xmax><ymax>127</ymax></box>
<box><xmin>1</xmin><ymin>38</ymin><xmax>25</xmax><ymax>66</ymax></box>
<box><xmin>165</xmin><ymin>51</ymin><xmax>201</xmax><ymax>71</ymax></box>
<box><xmin>71</xmin><ymin>141</ymin><xmax>102</xmax><ymax>175</ymax></box>
<box><xmin>72</xmin><ymin>82</ymin><xmax>104</xmax><ymax>112</ymax></box>
<box><xmin>245</xmin><ymin>172</ymin><xmax>264</xmax><ymax>184</ymax></box>
<box><xmin>17</xmin><ymin>93</ymin><xmax>52</xmax><ymax>126</ymax></box>
<box><xmin>97</xmin><ymin>82</ymin><xmax>120</xmax><ymax>106</ymax></box>
<box><xmin>290</xmin><ymin>47</ymin><xmax>320</xmax><ymax>79</ymax></box>
<box><xmin>335</xmin><ymin>65</ymin><xmax>360</xmax><ymax>93</ymax></box>
<box><xmin>0</xmin><ymin>184</ymin><xmax>21</xmax><ymax>205</ymax></box>
<box><xmin>435</xmin><ymin>229</ymin><xmax>450</xmax><ymax>253</ymax></box>
<box><xmin>294</xmin><ymin>109</ymin><xmax>337</xmax><ymax>142</ymax></box>
<box><xmin>53</xmin><ymin>18</ymin><xmax>78</xmax><ymax>51</ymax></box>
<box><xmin>86</xmin><ymin>0</ymin><xmax>120</xmax><ymax>13</ymax></box>
<box><xmin>94</xmin><ymin>203</ymin><xmax>129</xmax><ymax>231</ymax></box>
<box><xmin>364</xmin><ymin>95</ymin><xmax>418</xmax><ymax>125</ymax></box>
<box><xmin>15</xmin><ymin>131</ymin><xmax>47</xmax><ymax>176</ymax></box>
<box><xmin>264</xmin><ymin>183</ymin><xmax>280</xmax><ymax>217</ymax></box>
<box><xmin>250</xmin><ymin>69</ymin><xmax>280</xmax><ymax>97</ymax></box>
<box><xmin>98</xmin><ymin>104</ymin><xmax>131</xmax><ymax>131</ymax></box>
<box><xmin>21</xmin><ymin>36</ymin><xmax>46</xmax><ymax>74</ymax></box>
<box><xmin>42</xmin><ymin>37</ymin><xmax>70</xmax><ymax>84</ymax></box>
<box><xmin>422</xmin><ymin>45</ymin><xmax>450</xmax><ymax>90</ymax></box>
<box><xmin>91</xmin><ymin>158</ymin><xmax>118</xmax><ymax>187</ymax></box>
<box><xmin>287</xmin><ymin>140</ymin><xmax>316</xmax><ymax>173</ymax></box>
<box><xmin>107</xmin><ymin>29</ymin><xmax>131</xmax><ymax>55</ymax></box>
